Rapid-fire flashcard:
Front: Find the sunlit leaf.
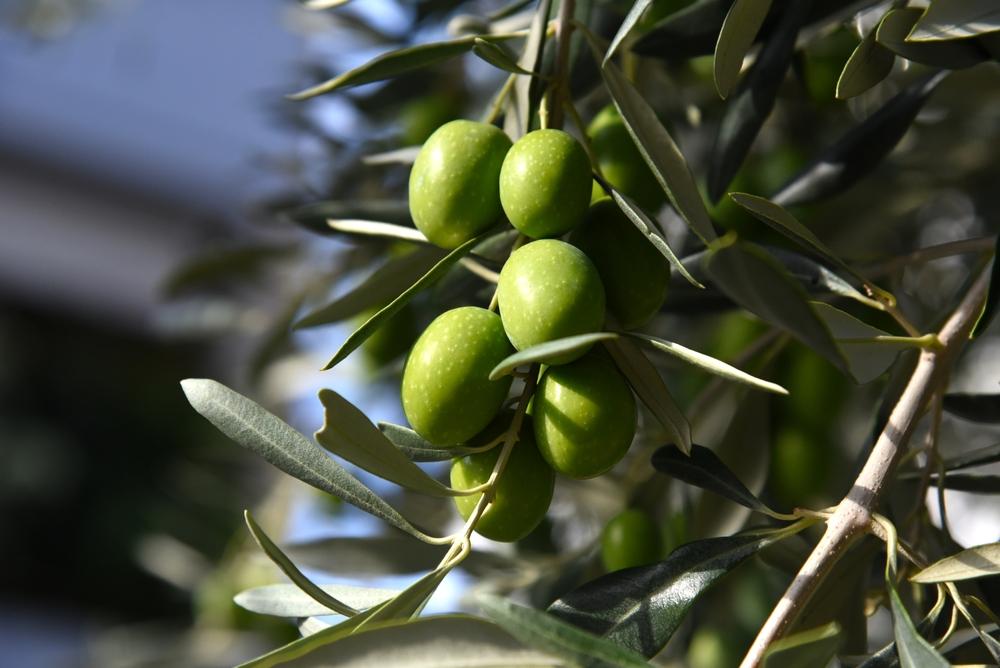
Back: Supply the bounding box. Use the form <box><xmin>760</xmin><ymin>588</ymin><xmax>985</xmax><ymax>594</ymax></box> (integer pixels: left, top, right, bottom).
<box><xmin>325</xmin><ymin>219</ymin><xmax>428</xmax><ymax>244</ymax></box>
<box><xmin>473</xmin><ymin>38</ymin><xmax>535</xmax><ymax>75</ymax></box>
<box><xmin>235</xmin><ymin>583</ymin><xmax>399</xmax><ymax>618</ymax></box>
<box><xmin>605</xmin><ymin>0</ymin><xmax>655</xmax><ymax>65</ymax></box>
<box><xmin>378</xmin><ymin>422</ymin><xmax>487</xmax><ymax>462</ymax></box>
<box><xmin>942</xmin><ymin>393</ymin><xmax>1000</xmax><ymax>423</ymax></box>
<box><xmin>887</xmin><ymin>581</ymin><xmax>949</xmax><ymax>668</ymax></box>
<box><xmin>877</xmin><ymin>8</ymin><xmax>988</xmax><ymax>69</ymax></box>
<box><xmin>714</xmin><ymin>0</ymin><xmax>773</xmax><ymax>99</ymax></box>
<box><xmin>301</xmin><ymin>0</ymin><xmax>351</xmax><ymax>9</ymax></box>
<box><xmin>763</xmin><ymin>622</ymin><xmax>842</xmax><ymax>668</ymax></box>
<box><xmin>909</xmin><ymin>0</ymin><xmax>1000</xmax><ymax>41</ymax></box>
<box><xmin>972</xmin><ymin>236</ymin><xmax>1000</xmax><ymax>337</ymax></box>
<box><xmin>489</xmin><ymin>333</ymin><xmax>618</xmax><ymax>380</ymax></box>
<box><xmin>836</xmin><ymin>25</ymin><xmax>895</xmax><ymax>99</ymax></box>
<box><xmin>910</xmin><ymin>543</ymin><xmax>1000</xmax><ymax>584</ymax></box>
<box><xmin>362</xmin><ymin>146</ymin><xmax>421</xmax><ymax>166</ymax></box>
<box><xmin>652</xmin><ymin>444</ymin><xmax>776</xmax><ymax>513</ymax></box>
<box><xmin>288</xmin><ymin>201</ymin><xmax>411</xmax><ymax>232</ymax></box>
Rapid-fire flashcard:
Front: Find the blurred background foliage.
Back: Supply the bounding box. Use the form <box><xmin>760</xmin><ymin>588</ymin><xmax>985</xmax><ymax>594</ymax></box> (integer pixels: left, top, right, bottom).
<box><xmin>2</xmin><ymin>0</ymin><xmax>999</xmax><ymax>666</ymax></box>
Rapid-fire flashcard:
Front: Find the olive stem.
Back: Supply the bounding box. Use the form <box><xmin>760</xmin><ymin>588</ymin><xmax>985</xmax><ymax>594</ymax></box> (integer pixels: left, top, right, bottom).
<box><xmin>483</xmin><ymin>73</ymin><xmax>518</xmax><ymax>125</ymax></box>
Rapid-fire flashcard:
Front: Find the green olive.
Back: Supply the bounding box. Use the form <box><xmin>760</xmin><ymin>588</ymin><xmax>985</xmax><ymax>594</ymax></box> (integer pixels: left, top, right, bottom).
<box><xmin>496</xmin><ymin>239</ymin><xmax>606</xmax><ymax>363</ymax></box>
<box><xmin>499</xmin><ymin>129</ymin><xmax>592</xmax><ymax>238</ymax></box>
<box><xmin>587</xmin><ymin>105</ymin><xmax>664</xmax><ymax>213</ymax></box>
<box><xmin>572</xmin><ymin>198</ymin><xmax>670</xmax><ymax>329</ymax></box>
<box><xmin>450</xmin><ymin>423</ymin><xmax>555</xmax><ymax>542</ymax></box>
<box><xmin>401</xmin><ymin>307</ymin><xmax>513</xmax><ymax>446</ymax></box>
<box><xmin>408</xmin><ymin>120</ymin><xmax>512</xmax><ymax>249</ymax></box>
<box><xmin>600</xmin><ymin>508</ymin><xmax>662</xmax><ymax>572</ymax></box>
<box><xmin>358</xmin><ymin>302</ymin><xmax>420</xmax><ymax>369</ymax></box>
<box><xmin>533</xmin><ymin>351</ymin><xmax>636</xmax><ymax>478</ymax></box>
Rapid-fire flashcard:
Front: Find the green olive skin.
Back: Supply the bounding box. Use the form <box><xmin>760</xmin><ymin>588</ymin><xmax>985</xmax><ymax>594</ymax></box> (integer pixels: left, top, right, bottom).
<box><xmin>496</xmin><ymin>239</ymin><xmax>606</xmax><ymax>364</ymax></box>
<box><xmin>533</xmin><ymin>351</ymin><xmax>636</xmax><ymax>478</ymax></box>
<box><xmin>499</xmin><ymin>129</ymin><xmax>592</xmax><ymax>238</ymax></box>
<box><xmin>408</xmin><ymin>120</ymin><xmax>512</xmax><ymax>249</ymax></box>
<box><xmin>450</xmin><ymin>424</ymin><xmax>555</xmax><ymax>542</ymax></box>
<box><xmin>401</xmin><ymin>307</ymin><xmax>513</xmax><ymax>446</ymax></box>
<box><xmin>601</xmin><ymin>509</ymin><xmax>662</xmax><ymax>572</ymax></box>
<box><xmin>572</xmin><ymin>198</ymin><xmax>670</xmax><ymax>330</ymax></box>
<box><xmin>587</xmin><ymin>105</ymin><xmax>664</xmax><ymax>213</ymax></box>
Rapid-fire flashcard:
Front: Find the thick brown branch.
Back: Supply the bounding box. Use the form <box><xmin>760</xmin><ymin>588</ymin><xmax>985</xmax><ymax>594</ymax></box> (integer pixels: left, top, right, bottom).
<box><xmin>740</xmin><ymin>268</ymin><xmax>992</xmax><ymax>667</ymax></box>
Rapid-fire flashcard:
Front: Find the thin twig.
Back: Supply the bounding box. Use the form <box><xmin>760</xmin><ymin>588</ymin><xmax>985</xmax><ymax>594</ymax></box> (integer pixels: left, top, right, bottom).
<box><xmin>548</xmin><ymin>0</ymin><xmax>576</xmax><ymax>128</ymax></box>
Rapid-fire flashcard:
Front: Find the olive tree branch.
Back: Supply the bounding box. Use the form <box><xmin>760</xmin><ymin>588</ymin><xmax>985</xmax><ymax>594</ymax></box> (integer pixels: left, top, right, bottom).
<box><xmin>740</xmin><ymin>267</ymin><xmax>992</xmax><ymax>668</ymax></box>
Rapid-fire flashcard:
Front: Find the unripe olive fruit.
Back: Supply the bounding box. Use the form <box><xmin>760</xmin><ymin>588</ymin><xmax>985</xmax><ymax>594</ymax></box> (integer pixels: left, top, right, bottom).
<box><xmin>499</xmin><ymin>129</ymin><xmax>592</xmax><ymax>238</ymax></box>
<box><xmin>587</xmin><ymin>105</ymin><xmax>664</xmax><ymax>213</ymax></box>
<box><xmin>450</xmin><ymin>424</ymin><xmax>555</xmax><ymax>542</ymax></box>
<box><xmin>408</xmin><ymin>120</ymin><xmax>512</xmax><ymax>249</ymax></box>
<box><xmin>358</xmin><ymin>302</ymin><xmax>419</xmax><ymax>369</ymax></box>
<box><xmin>496</xmin><ymin>239</ymin><xmax>606</xmax><ymax>363</ymax></box>
<box><xmin>401</xmin><ymin>307</ymin><xmax>513</xmax><ymax>446</ymax></box>
<box><xmin>572</xmin><ymin>198</ymin><xmax>670</xmax><ymax>330</ymax></box>
<box><xmin>601</xmin><ymin>508</ymin><xmax>662</xmax><ymax>572</ymax></box>
<box><xmin>533</xmin><ymin>351</ymin><xmax>636</xmax><ymax>478</ymax></box>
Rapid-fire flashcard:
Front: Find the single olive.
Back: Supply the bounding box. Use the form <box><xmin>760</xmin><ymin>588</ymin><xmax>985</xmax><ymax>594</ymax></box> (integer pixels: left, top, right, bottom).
<box><xmin>533</xmin><ymin>351</ymin><xmax>636</xmax><ymax>478</ymax></box>
<box><xmin>572</xmin><ymin>198</ymin><xmax>670</xmax><ymax>330</ymax></box>
<box><xmin>450</xmin><ymin>423</ymin><xmax>555</xmax><ymax>542</ymax></box>
<box><xmin>408</xmin><ymin>120</ymin><xmax>512</xmax><ymax>249</ymax></box>
<box><xmin>587</xmin><ymin>105</ymin><xmax>664</xmax><ymax>213</ymax></box>
<box><xmin>401</xmin><ymin>307</ymin><xmax>513</xmax><ymax>446</ymax></box>
<box><xmin>496</xmin><ymin>239</ymin><xmax>606</xmax><ymax>363</ymax></box>
<box><xmin>499</xmin><ymin>129</ymin><xmax>592</xmax><ymax>238</ymax></box>
<box><xmin>601</xmin><ymin>508</ymin><xmax>662</xmax><ymax>572</ymax></box>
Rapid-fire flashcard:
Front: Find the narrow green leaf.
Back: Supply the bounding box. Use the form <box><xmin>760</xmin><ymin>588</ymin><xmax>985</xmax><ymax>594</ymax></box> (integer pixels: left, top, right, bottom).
<box><xmin>972</xmin><ymin>236</ymin><xmax>1000</xmax><ymax>337</ymax></box>
<box><xmin>769</xmin><ymin>247</ymin><xmax>875</xmax><ymax>308</ymax></box>
<box><xmin>877</xmin><ymin>8</ymin><xmax>989</xmax><ymax>69</ymax></box>
<box><xmin>378</xmin><ymin>422</ymin><xmax>487</xmax><ymax>462</ymax></box>
<box><xmin>548</xmin><ymin>529</ymin><xmax>793</xmax><ymax>657</ymax></box>
<box><xmin>714</xmin><ymin>0</ymin><xmax>773</xmax><ymax>99</ymax></box>
<box><xmin>489</xmin><ymin>333</ymin><xmax>618</xmax><ymax>381</ymax></box>
<box><xmin>909</xmin><ymin>0</ymin><xmax>1000</xmax><ymax>41</ymax></box>
<box><xmin>812</xmin><ymin>302</ymin><xmax>905</xmax><ymax>384</ymax></box>
<box><xmin>235</xmin><ymin>583</ymin><xmax>399</xmax><ymax>618</ymax></box>
<box><xmin>301</xmin><ymin>0</ymin><xmax>351</xmax><ymax>9</ymax></box>
<box><xmin>288</xmin><ymin>201</ymin><xmax>411</xmax><ymax>232</ymax></box>
<box><xmin>836</xmin><ymin>25</ymin><xmax>895</xmax><ymax>99</ymax></box>
<box><xmin>632</xmin><ymin>0</ymin><xmax>731</xmax><ymax>61</ymax></box>
<box><xmin>161</xmin><ymin>244</ymin><xmax>297</xmax><ymax>298</ymax></box>
<box><xmin>652</xmin><ymin>444</ymin><xmax>774</xmax><ymax>513</ymax></box>
<box><xmin>289</xmin><ymin>34</ymin><xmax>520</xmax><ymax>100</ymax></box>
<box><xmin>298</xmin><ymin>617</ymin><xmax>332</xmax><ymax>637</ymax></box>
<box><xmin>244</xmin><ymin>511</ymin><xmax>361</xmax><ymax>617</ymax></box>
<box><xmin>775</xmin><ymin>72</ymin><xmax>946</xmax><ymax>207</ymax></box>
<box><xmin>473</xmin><ymin>38</ymin><xmax>535</xmax><ymax>75</ymax></box>
<box><xmin>763</xmin><ymin>622</ymin><xmax>842</xmax><ymax>668</ymax></box>
<box><xmin>604</xmin><ymin>0</ymin><xmax>655</xmax><ymax>65</ymax></box>
<box><xmin>478</xmin><ymin>595</ymin><xmax>651</xmax><ymax>668</ymax></box>
<box><xmin>511</xmin><ymin>0</ymin><xmax>552</xmax><ymax>137</ymax></box>
<box><xmin>704</xmin><ymin>242</ymin><xmax>848</xmax><ymax>374</ymax></box>
<box><xmin>315</xmin><ymin>389</ymin><xmax>460</xmax><ymax>497</ymax></box>
<box><xmin>604</xmin><ymin>337</ymin><xmax>692</xmax><ymax>454</ymax></box>
<box><xmin>323</xmin><ymin>232</ymin><xmax>487</xmax><ymax>370</ymax></box>
<box><xmin>629</xmin><ymin>332</ymin><xmax>787</xmax><ymax>394</ymax></box>
<box><xmin>910</xmin><ymin>543</ymin><xmax>1000</xmax><ymax>584</ymax></box>
<box><xmin>887</xmin><ymin>581</ymin><xmax>950</xmax><ymax>668</ymax></box>
<box><xmin>607</xmin><ymin>187</ymin><xmax>705</xmax><ymax>288</ymax></box>
<box><xmin>941</xmin><ymin>442</ymin><xmax>1000</xmax><ymax>471</ymax></box>
<box><xmin>943</xmin><ymin>393</ymin><xmax>1000</xmax><ymax>423</ymax></box>
<box><xmin>362</xmin><ymin>146</ymin><xmax>421</xmax><ymax>166</ymax></box>
<box><xmin>325</xmin><ymin>219</ymin><xmax>428</xmax><ymax>243</ymax></box>
<box><xmin>295</xmin><ymin>247</ymin><xmax>444</xmax><ymax>329</ymax></box>
<box><xmin>181</xmin><ymin>379</ymin><xmax>432</xmax><ymax>541</ymax></box>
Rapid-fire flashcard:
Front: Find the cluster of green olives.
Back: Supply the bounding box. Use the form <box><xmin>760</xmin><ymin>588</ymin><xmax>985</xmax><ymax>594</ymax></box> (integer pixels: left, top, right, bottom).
<box><xmin>401</xmin><ymin>114</ymin><xmax>671</xmax><ymax>542</ymax></box>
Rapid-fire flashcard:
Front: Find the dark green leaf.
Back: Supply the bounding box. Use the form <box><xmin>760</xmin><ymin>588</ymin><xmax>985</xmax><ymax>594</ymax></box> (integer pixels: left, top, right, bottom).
<box><xmin>909</xmin><ymin>0</ymin><xmax>1000</xmax><ymax>41</ymax></box>
<box><xmin>322</xmin><ymin>232</ymin><xmax>487</xmax><ymax>370</ymax></box>
<box><xmin>774</xmin><ymin>72</ymin><xmax>946</xmax><ymax>206</ymax></box>
<box><xmin>877</xmin><ymin>8</ymin><xmax>990</xmax><ymax>69</ymax></box>
<box><xmin>941</xmin><ymin>442</ymin><xmax>1000</xmax><ymax>471</ymax></box>
<box><xmin>473</xmin><ymin>38</ymin><xmax>535</xmax><ymax>75</ymax></box>
<box><xmin>161</xmin><ymin>244</ymin><xmax>298</xmax><ymax>298</ymax></box>
<box><xmin>927</xmin><ymin>474</ymin><xmax>1000</xmax><ymax>493</ymax></box>
<box><xmin>234</xmin><ymin>583</ymin><xmax>399</xmax><ymax>618</ymax></box>
<box><xmin>972</xmin><ymin>236</ymin><xmax>1000</xmax><ymax>337</ymax></box>
<box><xmin>378</xmin><ymin>422</ymin><xmax>487</xmax><ymax>462</ymax></box>
<box><xmin>632</xmin><ymin>0</ymin><xmax>730</xmax><ymax>61</ymax></box>
<box><xmin>763</xmin><ymin>622</ymin><xmax>842</xmax><ymax>668</ymax></box>
<box><xmin>603</xmin><ymin>337</ymin><xmax>692</xmax><ymax>454</ymax></box>
<box><xmin>489</xmin><ymin>333</ymin><xmax>618</xmax><ymax>380</ymax></box>
<box><xmin>511</xmin><ymin>0</ymin><xmax>552</xmax><ymax>137</ymax></box>
<box><xmin>652</xmin><ymin>444</ymin><xmax>774</xmax><ymax>513</ymax></box>
<box><xmin>244</xmin><ymin>511</ymin><xmax>361</xmax><ymax>617</ymax></box>
<box><xmin>548</xmin><ymin>529</ymin><xmax>792</xmax><ymax>657</ymax></box>
<box><xmin>606</xmin><ymin>187</ymin><xmax>705</xmax><ymax>288</ymax></box>
<box><xmin>295</xmin><ymin>247</ymin><xmax>444</xmax><ymax>329</ymax></box>
<box><xmin>315</xmin><ymin>389</ymin><xmax>459</xmax><ymax>497</ymax></box>
<box><xmin>605</xmin><ymin>0</ymin><xmax>655</xmax><ymax>65</ymax></box>
<box><xmin>703</xmin><ymin>242</ymin><xmax>848</xmax><ymax>374</ymax></box>
<box><xmin>288</xmin><ymin>200</ymin><xmax>411</xmax><ymax>232</ymax></box>
<box><xmin>910</xmin><ymin>543</ymin><xmax>1000</xmax><ymax>584</ymax></box>
<box><xmin>707</xmin><ymin>1</ymin><xmax>809</xmax><ymax>201</ymax></box>
<box><xmin>629</xmin><ymin>333</ymin><xmax>786</xmax><ymax>394</ymax></box>
<box><xmin>180</xmin><ymin>379</ymin><xmax>432</xmax><ymax>541</ymax></box>
<box><xmin>943</xmin><ymin>393</ymin><xmax>1000</xmax><ymax>423</ymax></box>
<box><xmin>478</xmin><ymin>595</ymin><xmax>651</xmax><ymax>668</ymax></box>
<box><xmin>768</xmin><ymin>248</ymin><xmax>873</xmax><ymax>307</ymax></box>
<box><xmin>714</xmin><ymin>0</ymin><xmax>773</xmax><ymax>99</ymax></box>
<box><xmin>836</xmin><ymin>26</ymin><xmax>895</xmax><ymax>99</ymax></box>
<box><xmin>812</xmin><ymin>302</ymin><xmax>905</xmax><ymax>384</ymax></box>
<box><xmin>887</xmin><ymin>581</ymin><xmax>949</xmax><ymax>668</ymax></box>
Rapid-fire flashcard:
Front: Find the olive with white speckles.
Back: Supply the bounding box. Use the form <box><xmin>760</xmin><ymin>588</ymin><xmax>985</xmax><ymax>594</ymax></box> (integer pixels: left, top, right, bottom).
<box><xmin>499</xmin><ymin>129</ymin><xmax>592</xmax><ymax>238</ymax></box>
<box><xmin>401</xmin><ymin>307</ymin><xmax>513</xmax><ymax>446</ymax></box>
<box><xmin>497</xmin><ymin>239</ymin><xmax>605</xmax><ymax>363</ymax></box>
<box><xmin>572</xmin><ymin>198</ymin><xmax>670</xmax><ymax>330</ymax></box>
<box><xmin>533</xmin><ymin>351</ymin><xmax>636</xmax><ymax>479</ymax></box>
<box><xmin>450</xmin><ymin>421</ymin><xmax>554</xmax><ymax>542</ymax></box>
<box><xmin>408</xmin><ymin>120</ymin><xmax>512</xmax><ymax>249</ymax></box>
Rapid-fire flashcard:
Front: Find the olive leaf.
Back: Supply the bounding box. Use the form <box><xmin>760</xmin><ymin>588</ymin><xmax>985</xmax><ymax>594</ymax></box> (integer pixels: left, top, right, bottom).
<box><xmin>651</xmin><ymin>443</ymin><xmax>778</xmax><ymax>515</ymax></box>
<box><xmin>908</xmin><ymin>0</ymin><xmax>1000</xmax><ymax>41</ymax></box>
<box><xmin>877</xmin><ymin>9</ymin><xmax>991</xmax><ymax>70</ymax></box>
<box><xmin>378</xmin><ymin>422</ymin><xmax>488</xmax><ymax>462</ymax></box>
<box><xmin>762</xmin><ymin>622</ymin><xmax>842</xmax><ymax>668</ymax></box>
<box><xmin>604</xmin><ymin>0</ymin><xmax>655</xmax><ymax>65</ymax></box>
<box><xmin>910</xmin><ymin>543</ymin><xmax>1000</xmax><ymax>584</ymax></box>
<box><xmin>887</xmin><ymin>581</ymin><xmax>950</xmax><ymax>668</ymax></box>
<box><xmin>301</xmin><ymin>0</ymin><xmax>351</xmax><ymax>9</ymax></box>
<box><xmin>511</xmin><ymin>0</ymin><xmax>552</xmax><ymax>138</ymax></box>
<box><xmin>473</xmin><ymin>38</ymin><xmax>535</xmax><ymax>76</ymax></box>
<box><xmin>325</xmin><ymin>219</ymin><xmax>429</xmax><ymax>244</ymax></box>
<box><xmin>972</xmin><ymin>235</ymin><xmax>1000</xmax><ymax>337</ymax></box>
<box><xmin>925</xmin><ymin>474</ymin><xmax>1000</xmax><ymax>493</ymax></box>
<box><xmin>180</xmin><ymin>379</ymin><xmax>433</xmax><ymax>542</ymax></box>
<box><xmin>812</xmin><ymin>302</ymin><xmax>906</xmax><ymax>384</ymax></box>
<box><xmin>315</xmin><ymin>389</ymin><xmax>463</xmax><ymax>497</ymax></box>
<box><xmin>161</xmin><ymin>244</ymin><xmax>298</xmax><ymax>298</ymax></box>
<box><xmin>714</xmin><ymin>0</ymin><xmax>773</xmax><ymax>99</ymax></box>
<box><xmin>631</xmin><ymin>0</ymin><xmax>730</xmax><ymax>61</ymax></box>
<box><xmin>836</xmin><ymin>24</ymin><xmax>895</xmax><ymax>100</ymax></box>
<box><xmin>288</xmin><ymin>200</ymin><xmax>412</xmax><ymax>231</ymax></box>
<box><xmin>942</xmin><ymin>393</ymin><xmax>1000</xmax><ymax>423</ymax></box>
<box><xmin>489</xmin><ymin>333</ymin><xmax>618</xmax><ymax>380</ymax></box>
<box><xmin>478</xmin><ymin>595</ymin><xmax>651</xmax><ymax>668</ymax></box>
<box><xmin>235</xmin><ymin>583</ymin><xmax>400</xmax><ymax>618</ymax></box>
<box><xmin>362</xmin><ymin>146</ymin><xmax>422</xmax><ymax>166</ymax></box>
<box><xmin>940</xmin><ymin>442</ymin><xmax>1000</xmax><ymax>471</ymax></box>
<box><xmin>548</xmin><ymin>528</ymin><xmax>795</xmax><ymax>658</ymax></box>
